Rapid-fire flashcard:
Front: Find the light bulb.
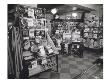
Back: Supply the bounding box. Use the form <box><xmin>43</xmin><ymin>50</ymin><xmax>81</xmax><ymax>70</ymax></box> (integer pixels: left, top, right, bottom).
<box><xmin>55</xmin><ymin>15</ymin><xmax>59</xmax><ymax>19</ymax></box>
<box><xmin>72</xmin><ymin>13</ymin><xmax>77</xmax><ymax>17</ymax></box>
<box><xmin>51</xmin><ymin>8</ymin><xmax>57</xmax><ymax>14</ymax></box>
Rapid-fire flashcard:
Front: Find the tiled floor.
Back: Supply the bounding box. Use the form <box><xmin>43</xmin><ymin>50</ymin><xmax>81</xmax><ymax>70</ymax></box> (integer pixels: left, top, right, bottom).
<box><xmin>30</xmin><ymin>50</ymin><xmax>102</xmax><ymax>79</ymax></box>
<box><xmin>57</xmin><ymin>50</ymin><xmax>100</xmax><ymax>79</ymax></box>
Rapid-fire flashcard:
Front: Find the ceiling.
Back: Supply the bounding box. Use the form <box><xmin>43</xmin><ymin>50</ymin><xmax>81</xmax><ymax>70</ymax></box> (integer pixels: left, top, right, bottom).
<box><xmin>8</xmin><ymin>4</ymin><xmax>101</xmax><ymax>15</ymax></box>
<box><xmin>37</xmin><ymin>4</ymin><xmax>64</xmax><ymax>10</ymax></box>
<box><xmin>37</xmin><ymin>4</ymin><xmax>95</xmax><ymax>15</ymax></box>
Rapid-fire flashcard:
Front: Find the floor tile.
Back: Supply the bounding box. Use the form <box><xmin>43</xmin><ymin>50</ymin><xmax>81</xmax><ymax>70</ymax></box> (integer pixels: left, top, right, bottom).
<box><xmin>77</xmin><ymin>65</ymin><xmax>88</xmax><ymax>70</ymax></box>
<box><xmin>69</xmin><ymin>64</ymin><xmax>78</xmax><ymax>69</ymax></box>
<box><xmin>61</xmin><ymin>60</ymin><xmax>69</xmax><ymax>64</ymax></box>
<box><xmin>60</xmin><ymin>68</ymin><xmax>70</xmax><ymax>73</ymax></box>
<box><xmin>68</xmin><ymin>61</ymin><xmax>77</xmax><ymax>65</ymax></box>
<box><xmin>60</xmin><ymin>73</ymin><xmax>71</xmax><ymax>79</ymax></box>
<box><xmin>76</xmin><ymin>61</ymin><xmax>84</xmax><ymax>65</ymax></box>
<box><xmin>69</xmin><ymin>68</ymin><xmax>80</xmax><ymax>74</ymax></box>
<box><xmin>61</xmin><ymin>64</ymin><xmax>69</xmax><ymax>68</ymax></box>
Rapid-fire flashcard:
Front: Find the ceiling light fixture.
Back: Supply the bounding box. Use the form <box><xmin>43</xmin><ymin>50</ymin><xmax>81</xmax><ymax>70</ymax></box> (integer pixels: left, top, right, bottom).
<box><xmin>72</xmin><ymin>13</ymin><xmax>77</xmax><ymax>17</ymax></box>
<box><xmin>55</xmin><ymin>15</ymin><xmax>59</xmax><ymax>19</ymax></box>
<box><xmin>51</xmin><ymin>8</ymin><xmax>57</xmax><ymax>14</ymax></box>
<box><xmin>72</xmin><ymin>7</ymin><xmax>77</xmax><ymax>10</ymax></box>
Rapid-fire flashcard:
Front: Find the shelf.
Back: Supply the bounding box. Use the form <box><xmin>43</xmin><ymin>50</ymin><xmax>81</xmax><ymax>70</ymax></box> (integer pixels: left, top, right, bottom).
<box><xmin>35</xmin><ymin>29</ymin><xmax>46</xmax><ymax>30</ymax></box>
<box><xmin>28</xmin><ymin>58</ymin><xmax>57</xmax><ymax>77</ymax></box>
<box><xmin>46</xmin><ymin>54</ymin><xmax>57</xmax><ymax>57</ymax></box>
<box><xmin>83</xmin><ymin>37</ymin><xmax>99</xmax><ymax>39</ymax></box>
<box><xmin>85</xmin><ymin>47</ymin><xmax>103</xmax><ymax>49</ymax></box>
<box><xmin>92</xmin><ymin>32</ymin><xmax>99</xmax><ymax>33</ymax></box>
<box><xmin>84</xmin><ymin>32</ymin><xmax>91</xmax><ymax>33</ymax></box>
<box><xmin>28</xmin><ymin>65</ymin><xmax>43</xmax><ymax>77</ymax></box>
<box><xmin>52</xmin><ymin>19</ymin><xmax>83</xmax><ymax>22</ymax></box>
<box><xmin>32</xmin><ymin>54</ymin><xmax>57</xmax><ymax>60</ymax></box>
<box><xmin>84</xmin><ymin>32</ymin><xmax>99</xmax><ymax>33</ymax></box>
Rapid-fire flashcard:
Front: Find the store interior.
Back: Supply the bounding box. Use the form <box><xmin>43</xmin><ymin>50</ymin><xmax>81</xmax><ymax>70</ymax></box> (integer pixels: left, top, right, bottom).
<box><xmin>8</xmin><ymin>4</ymin><xmax>103</xmax><ymax>79</ymax></box>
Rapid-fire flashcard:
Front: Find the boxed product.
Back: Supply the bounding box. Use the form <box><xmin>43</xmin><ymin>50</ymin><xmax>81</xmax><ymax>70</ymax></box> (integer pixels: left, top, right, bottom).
<box><xmin>94</xmin><ymin>41</ymin><xmax>99</xmax><ymax>48</ymax></box>
<box><xmin>99</xmin><ymin>39</ymin><xmax>103</xmax><ymax>47</ymax></box>
<box><xmin>29</xmin><ymin>65</ymin><xmax>42</xmax><ymax>76</ymax></box>
<box><xmin>27</xmin><ymin>18</ymin><xmax>34</xmax><ymax>27</ymax></box>
<box><xmin>45</xmin><ymin>14</ymin><xmax>53</xmax><ymax>20</ymax></box>
<box><xmin>22</xmin><ymin>51</ymin><xmax>33</xmax><ymax>57</ymax></box>
<box><xmin>72</xmin><ymin>35</ymin><xmax>80</xmax><ymax>42</ymax></box>
<box><xmin>84</xmin><ymin>28</ymin><xmax>90</xmax><ymax>32</ymax></box>
<box><xmin>42</xmin><ymin>58</ymin><xmax>47</xmax><ymax>64</ymax></box>
<box><xmin>21</xmin><ymin>18</ymin><xmax>28</xmax><ymax>27</ymax></box>
<box><xmin>31</xmin><ymin>60</ymin><xmax>38</xmax><ymax>69</ymax></box>
<box><xmin>95</xmin><ymin>21</ymin><xmax>99</xmax><ymax>27</ymax></box>
<box><xmin>89</xmin><ymin>33</ymin><xmax>92</xmax><ymax>38</ymax></box>
<box><xmin>63</xmin><ymin>33</ymin><xmax>71</xmax><ymax>41</ymax></box>
<box><xmin>24</xmin><ymin>56</ymin><xmax>34</xmax><ymax>60</ymax></box>
<box><xmin>72</xmin><ymin>44</ymin><xmax>80</xmax><ymax>49</ymax></box>
<box><xmin>46</xmin><ymin>45</ymin><xmax>54</xmax><ymax>54</ymax></box>
<box><xmin>86</xmin><ymin>38</ymin><xmax>91</xmax><ymax>47</ymax></box>
<box><xmin>31</xmin><ymin>44</ymin><xmax>38</xmax><ymax>52</ymax></box>
<box><xmin>38</xmin><ymin>46</ymin><xmax>46</xmax><ymax>57</ymax></box>
<box><xmin>22</xmin><ymin>29</ymin><xmax>29</xmax><ymax>37</ymax></box>
<box><xmin>33</xmin><ymin>19</ymin><xmax>38</xmax><ymax>27</ymax></box>
<box><xmin>93</xmin><ymin>28</ymin><xmax>98</xmax><ymax>33</ymax></box>
<box><xmin>84</xmin><ymin>33</ymin><xmax>89</xmax><ymax>37</ymax></box>
<box><xmin>36</xmin><ymin>19</ymin><xmax>43</xmax><ymax>29</ymax></box>
<box><xmin>18</xmin><ymin>6</ymin><xmax>26</xmax><ymax>16</ymax></box>
<box><xmin>93</xmin><ymin>34</ymin><xmax>97</xmax><ymax>39</ymax></box>
<box><xmin>55</xmin><ymin>30</ymin><xmax>59</xmax><ymax>34</ymax></box>
<box><xmin>34</xmin><ymin>8</ymin><xmax>45</xmax><ymax>19</ymax></box>
<box><xmin>23</xmin><ymin>37</ymin><xmax>29</xmax><ymax>40</ymax></box>
<box><xmin>29</xmin><ymin>28</ymin><xmax>35</xmax><ymax>38</ymax></box>
<box><xmin>34</xmin><ymin>30</ymin><xmax>41</xmax><ymax>36</ymax></box>
<box><xmin>42</xmin><ymin>39</ymin><xmax>48</xmax><ymax>46</ymax></box>
<box><xmin>28</xmin><ymin>8</ymin><xmax>35</xmax><ymax>18</ymax></box>
<box><xmin>83</xmin><ymin>39</ymin><xmax>86</xmax><ymax>43</ymax></box>
<box><xmin>24</xmin><ymin>40</ymin><xmax>30</xmax><ymax>50</ymax></box>
<box><xmin>90</xmin><ymin>28</ymin><xmax>93</xmax><ymax>32</ymax></box>
<box><xmin>84</xmin><ymin>42</ymin><xmax>88</xmax><ymax>47</ymax></box>
<box><xmin>57</xmin><ymin>39</ymin><xmax>62</xmax><ymax>47</ymax></box>
<box><xmin>89</xmin><ymin>39</ymin><xmax>94</xmax><ymax>48</ymax></box>
<box><xmin>35</xmin><ymin>37</ymin><xmax>41</xmax><ymax>43</ymax></box>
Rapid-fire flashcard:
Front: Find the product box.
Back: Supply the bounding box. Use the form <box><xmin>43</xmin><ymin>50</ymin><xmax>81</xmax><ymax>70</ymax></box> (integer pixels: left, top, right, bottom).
<box><xmin>22</xmin><ymin>51</ymin><xmax>33</xmax><ymax>57</ymax></box>
<box><xmin>22</xmin><ymin>29</ymin><xmax>29</xmax><ymax>37</ymax></box>
<box><xmin>93</xmin><ymin>34</ymin><xmax>97</xmax><ymax>39</ymax></box>
<box><xmin>24</xmin><ymin>40</ymin><xmax>30</xmax><ymax>50</ymax></box>
<box><xmin>29</xmin><ymin>65</ymin><xmax>42</xmax><ymax>77</ymax></box>
<box><xmin>89</xmin><ymin>33</ymin><xmax>92</xmax><ymax>38</ymax></box>
<box><xmin>39</xmin><ymin>46</ymin><xmax>46</xmax><ymax>57</ymax></box>
<box><xmin>84</xmin><ymin>33</ymin><xmax>89</xmax><ymax>37</ymax></box>
<box><xmin>94</xmin><ymin>41</ymin><xmax>99</xmax><ymax>48</ymax></box>
<box><xmin>27</xmin><ymin>18</ymin><xmax>34</xmax><ymax>27</ymax></box>
<box><xmin>84</xmin><ymin>28</ymin><xmax>90</xmax><ymax>32</ymax></box>
<box><xmin>29</xmin><ymin>28</ymin><xmax>35</xmax><ymax>38</ymax></box>
<box><xmin>28</xmin><ymin>8</ymin><xmax>35</xmax><ymax>18</ymax></box>
<box><xmin>21</xmin><ymin>18</ymin><xmax>28</xmax><ymax>26</ymax></box>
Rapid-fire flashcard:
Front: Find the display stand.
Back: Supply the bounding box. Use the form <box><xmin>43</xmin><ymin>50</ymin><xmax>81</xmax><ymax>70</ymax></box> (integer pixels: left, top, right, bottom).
<box><xmin>83</xmin><ymin>13</ymin><xmax>103</xmax><ymax>49</ymax></box>
<box><xmin>13</xmin><ymin>5</ymin><xmax>58</xmax><ymax>78</ymax></box>
<box><xmin>52</xmin><ymin>19</ymin><xmax>84</xmax><ymax>57</ymax></box>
